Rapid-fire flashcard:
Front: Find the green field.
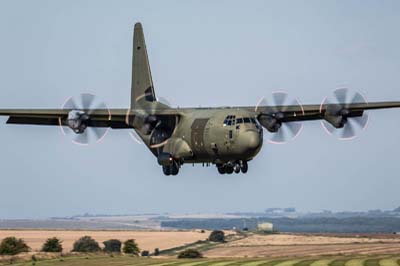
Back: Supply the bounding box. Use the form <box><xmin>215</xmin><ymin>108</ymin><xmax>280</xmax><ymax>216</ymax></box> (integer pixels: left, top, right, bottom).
<box><xmin>1</xmin><ymin>256</ymin><xmax>399</xmax><ymax>266</ymax></box>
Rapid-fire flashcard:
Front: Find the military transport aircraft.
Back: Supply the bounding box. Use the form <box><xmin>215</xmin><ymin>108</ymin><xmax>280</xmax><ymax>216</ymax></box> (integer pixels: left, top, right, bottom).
<box><xmin>1</xmin><ymin>23</ymin><xmax>400</xmax><ymax>176</ymax></box>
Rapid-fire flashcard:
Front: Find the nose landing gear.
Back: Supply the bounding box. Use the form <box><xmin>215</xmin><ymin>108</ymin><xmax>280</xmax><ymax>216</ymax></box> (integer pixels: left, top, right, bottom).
<box><xmin>162</xmin><ymin>161</ymin><xmax>180</xmax><ymax>176</ymax></box>
<box><xmin>217</xmin><ymin>161</ymin><xmax>248</xmax><ymax>175</ymax></box>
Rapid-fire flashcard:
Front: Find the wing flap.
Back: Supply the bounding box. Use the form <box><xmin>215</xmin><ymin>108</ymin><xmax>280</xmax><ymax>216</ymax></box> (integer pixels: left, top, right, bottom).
<box><xmin>7</xmin><ymin>116</ymin><xmax>60</xmax><ymax>126</ymax></box>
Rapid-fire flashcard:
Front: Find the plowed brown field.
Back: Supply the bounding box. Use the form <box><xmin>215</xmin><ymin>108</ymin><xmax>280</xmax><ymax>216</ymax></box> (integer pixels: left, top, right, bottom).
<box><xmin>204</xmin><ymin>233</ymin><xmax>400</xmax><ymax>258</ymax></box>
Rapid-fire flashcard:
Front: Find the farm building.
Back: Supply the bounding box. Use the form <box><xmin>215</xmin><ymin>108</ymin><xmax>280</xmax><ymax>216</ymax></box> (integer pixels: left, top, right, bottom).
<box><xmin>257</xmin><ymin>222</ymin><xmax>274</xmax><ymax>232</ymax></box>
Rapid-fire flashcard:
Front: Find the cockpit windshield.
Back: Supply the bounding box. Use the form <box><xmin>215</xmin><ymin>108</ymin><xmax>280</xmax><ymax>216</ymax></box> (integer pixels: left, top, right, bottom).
<box><xmin>223</xmin><ymin>115</ymin><xmax>236</xmax><ymax>126</ymax></box>
<box><xmin>223</xmin><ymin>115</ymin><xmax>257</xmax><ymax>126</ymax></box>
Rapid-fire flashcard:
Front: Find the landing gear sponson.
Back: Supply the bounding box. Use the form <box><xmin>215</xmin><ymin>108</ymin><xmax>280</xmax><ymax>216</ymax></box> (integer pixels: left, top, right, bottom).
<box><xmin>158</xmin><ymin>153</ymin><xmax>249</xmax><ymax>176</ymax></box>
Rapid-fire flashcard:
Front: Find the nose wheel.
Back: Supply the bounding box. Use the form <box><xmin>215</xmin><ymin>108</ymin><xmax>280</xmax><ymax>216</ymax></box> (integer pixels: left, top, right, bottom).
<box><xmin>162</xmin><ymin>161</ymin><xmax>180</xmax><ymax>176</ymax></box>
<box><xmin>217</xmin><ymin>161</ymin><xmax>248</xmax><ymax>175</ymax></box>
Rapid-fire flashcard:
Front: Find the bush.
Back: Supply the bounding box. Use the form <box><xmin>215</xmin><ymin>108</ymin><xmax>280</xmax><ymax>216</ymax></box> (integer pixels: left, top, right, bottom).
<box><xmin>208</xmin><ymin>230</ymin><xmax>225</xmax><ymax>242</ymax></box>
<box><xmin>177</xmin><ymin>249</ymin><xmax>203</xmax><ymax>259</ymax></box>
<box><xmin>0</xmin><ymin>237</ymin><xmax>30</xmax><ymax>255</ymax></box>
<box><xmin>41</xmin><ymin>237</ymin><xmax>63</xmax><ymax>252</ymax></box>
<box><xmin>103</xmin><ymin>239</ymin><xmax>121</xmax><ymax>253</ymax></box>
<box><xmin>154</xmin><ymin>248</ymin><xmax>160</xmax><ymax>256</ymax></box>
<box><xmin>123</xmin><ymin>239</ymin><xmax>140</xmax><ymax>256</ymax></box>
<box><xmin>141</xmin><ymin>250</ymin><xmax>149</xmax><ymax>257</ymax></box>
<box><xmin>72</xmin><ymin>236</ymin><xmax>101</xmax><ymax>252</ymax></box>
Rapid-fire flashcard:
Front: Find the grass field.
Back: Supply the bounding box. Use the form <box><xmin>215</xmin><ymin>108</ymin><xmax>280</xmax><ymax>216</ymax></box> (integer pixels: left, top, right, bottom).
<box><xmin>1</xmin><ymin>255</ymin><xmax>399</xmax><ymax>266</ymax></box>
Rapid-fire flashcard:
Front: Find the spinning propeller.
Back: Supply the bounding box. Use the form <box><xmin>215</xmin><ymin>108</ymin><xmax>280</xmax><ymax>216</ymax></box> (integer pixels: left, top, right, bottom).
<box><xmin>59</xmin><ymin>93</ymin><xmax>110</xmax><ymax>145</ymax></box>
<box><xmin>256</xmin><ymin>91</ymin><xmax>304</xmax><ymax>144</ymax></box>
<box><xmin>126</xmin><ymin>95</ymin><xmax>175</xmax><ymax>148</ymax></box>
<box><xmin>320</xmin><ymin>88</ymin><xmax>369</xmax><ymax>140</ymax></box>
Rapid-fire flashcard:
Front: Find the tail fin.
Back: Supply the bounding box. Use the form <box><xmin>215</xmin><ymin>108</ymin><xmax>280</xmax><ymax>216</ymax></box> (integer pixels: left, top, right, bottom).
<box><xmin>131</xmin><ymin>23</ymin><xmax>156</xmax><ymax>109</ymax></box>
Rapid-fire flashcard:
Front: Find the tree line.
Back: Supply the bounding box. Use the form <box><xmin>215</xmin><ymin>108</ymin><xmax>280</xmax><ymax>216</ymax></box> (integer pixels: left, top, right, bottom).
<box><xmin>0</xmin><ymin>236</ymin><xmax>141</xmax><ymax>256</ymax></box>
<box><xmin>0</xmin><ymin>230</ymin><xmax>226</xmax><ymax>259</ymax></box>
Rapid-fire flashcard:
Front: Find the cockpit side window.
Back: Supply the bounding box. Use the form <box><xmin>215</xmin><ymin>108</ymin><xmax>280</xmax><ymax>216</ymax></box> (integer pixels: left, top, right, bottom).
<box><xmin>243</xmin><ymin>117</ymin><xmax>251</xmax><ymax>123</ymax></box>
<box><xmin>250</xmin><ymin>118</ymin><xmax>256</xmax><ymax>124</ymax></box>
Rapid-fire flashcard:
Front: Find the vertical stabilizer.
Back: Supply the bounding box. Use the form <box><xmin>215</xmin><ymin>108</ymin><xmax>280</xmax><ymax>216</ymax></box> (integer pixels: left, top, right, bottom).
<box><xmin>131</xmin><ymin>23</ymin><xmax>156</xmax><ymax>109</ymax></box>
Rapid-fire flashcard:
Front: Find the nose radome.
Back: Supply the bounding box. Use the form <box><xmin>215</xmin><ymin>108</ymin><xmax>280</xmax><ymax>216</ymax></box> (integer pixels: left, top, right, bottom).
<box><xmin>246</xmin><ymin>131</ymin><xmax>261</xmax><ymax>150</ymax></box>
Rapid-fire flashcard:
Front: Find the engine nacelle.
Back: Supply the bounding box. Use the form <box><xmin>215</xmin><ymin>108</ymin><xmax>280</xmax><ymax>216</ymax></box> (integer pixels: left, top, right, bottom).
<box><xmin>258</xmin><ymin>114</ymin><xmax>282</xmax><ymax>133</ymax></box>
<box><xmin>323</xmin><ymin>106</ymin><xmax>350</xmax><ymax>128</ymax></box>
<box><xmin>67</xmin><ymin>110</ymin><xmax>89</xmax><ymax>133</ymax></box>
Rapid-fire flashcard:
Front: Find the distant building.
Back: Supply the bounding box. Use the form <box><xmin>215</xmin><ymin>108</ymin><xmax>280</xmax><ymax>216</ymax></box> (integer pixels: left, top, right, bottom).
<box><xmin>257</xmin><ymin>222</ymin><xmax>274</xmax><ymax>232</ymax></box>
<box><xmin>265</xmin><ymin>208</ymin><xmax>296</xmax><ymax>214</ymax></box>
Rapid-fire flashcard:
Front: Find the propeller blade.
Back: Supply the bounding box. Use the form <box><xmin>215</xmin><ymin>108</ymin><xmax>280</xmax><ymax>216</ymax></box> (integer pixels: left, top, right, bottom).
<box><xmin>351</xmin><ymin>92</ymin><xmax>365</xmax><ymax>104</ymax></box>
<box><xmin>64</xmin><ymin>98</ymin><xmax>78</xmax><ymax>110</ymax></box>
<box><xmin>273</xmin><ymin>92</ymin><xmax>287</xmax><ymax>106</ymax></box>
<box><xmin>74</xmin><ymin>132</ymin><xmax>89</xmax><ymax>145</ymax></box>
<box><xmin>341</xmin><ymin>122</ymin><xmax>355</xmax><ymax>139</ymax></box>
<box><xmin>88</xmin><ymin>102</ymin><xmax>107</xmax><ymax>115</ymax></box>
<box><xmin>334</xmin><ymin>88</ymin><xmax>348</xmax><ymax>104</ymax></box>
<box><xmin>322</xmin><ymin>121</ymin><xmax>336</xmax><ymax>134</ymax></box>
<box><xmin>286</xmin><ymin>122</ymin><xmax>302</xmax><ymax>137</ymax></box>
<box><xmin>351</xmin><ymin>114</ymin><xmax>369</xmax><ymax>129</ymax></box>
<box><xmin>81</xmin><ymin>93</ymin><xmax>95</xmax><ymax>109</ymax></box>
<box><xmin>270</xmin><ymin>130</ymin><xmax>286</xmax><ymax>144</ymax></box>
<box><xmin>91</xmin><ymin>127</ymin><xmax>107</xmax><ymax>141</ymax></box>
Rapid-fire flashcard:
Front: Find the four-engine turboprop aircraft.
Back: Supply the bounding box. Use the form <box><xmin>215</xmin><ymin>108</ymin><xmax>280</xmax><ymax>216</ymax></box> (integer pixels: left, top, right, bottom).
<box><xmin>1</xmin><ymin>23</ymin><xmax>400</xmax><ymax>176</ymax></box>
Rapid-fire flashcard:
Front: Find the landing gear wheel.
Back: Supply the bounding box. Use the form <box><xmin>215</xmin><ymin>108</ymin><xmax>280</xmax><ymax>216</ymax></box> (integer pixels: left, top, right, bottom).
<box><xmin>226</xmin><ymin>166</ymin><xmax>234</xmax><ymax>174</ymax></box>
<box><xmin>240</xmin><ymin>161</ymin><xmax>248</xmax><ymax>174</ymax></box>
<box><xmin>234</xmin><ymin>164</ymin><xmax>241</xmax><ymax>174</ymax></box>
<box><xmin>163</xmin><ymin>165</ymin><xmax>171</xmax><ymax>176</ymax></box>
<box><xmin>217</xmin><ymin>166</ymin><xmax>226</xmax><ymax>175</ymax></box>
<box><xmin>171</xmin><ymin>163</ymin><xmax>179</xmax><ymax>176</ymax></box>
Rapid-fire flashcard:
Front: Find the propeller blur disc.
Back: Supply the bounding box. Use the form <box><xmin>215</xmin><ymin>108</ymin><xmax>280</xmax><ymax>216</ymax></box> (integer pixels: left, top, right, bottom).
<box><xmin>255</xmin><ymin>91</ymin><xmax>304</xmax><ymax>144</ymax></box>
<box><xmin>59</xmin><ymin>93</ymin><xmax>111</xmax><ymax>146</ymax></box>
<box><xmin>126</xmin><ymin>95</ymin><xmax>174</xmax><ymax>146</ymax></box>
<box><xmin>320</xmin><ymin>88</ymin><xmax>369</xmax><ymax>140</ymax></box>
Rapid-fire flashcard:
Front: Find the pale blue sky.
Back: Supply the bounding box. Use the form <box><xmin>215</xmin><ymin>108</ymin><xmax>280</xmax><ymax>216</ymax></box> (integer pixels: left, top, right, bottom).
<box><xmin>0</xmin><ymin>0</ymin><xmax>400</xmax><ymax>218</ymax></box>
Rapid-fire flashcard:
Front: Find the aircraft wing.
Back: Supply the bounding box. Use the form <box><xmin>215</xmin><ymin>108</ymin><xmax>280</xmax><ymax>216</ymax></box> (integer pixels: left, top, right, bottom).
<box><xmin>0</xmin><ymin>107</ymin><xmax>181</xmax><ymax>128</ymax></box>
<box><xmin>251</xmin><ymin>101</ymin><xmax>400</xmax><ymax>123</ymax></box>
<box><xmin>0</xmin><ymin>109</ymin><xmax>130</xmax><ymax>128</ymax></box>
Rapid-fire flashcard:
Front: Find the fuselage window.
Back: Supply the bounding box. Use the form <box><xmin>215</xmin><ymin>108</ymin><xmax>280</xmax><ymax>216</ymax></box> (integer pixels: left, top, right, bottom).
<box><xmin>237</xmin><ymin>118</ymin><xmax>243</xmax><ymax>124</ymax></box>
<box><xmin>243</xmin><ymin>118</ymin><xmax>251</xmax><ymax>123</ymax></box>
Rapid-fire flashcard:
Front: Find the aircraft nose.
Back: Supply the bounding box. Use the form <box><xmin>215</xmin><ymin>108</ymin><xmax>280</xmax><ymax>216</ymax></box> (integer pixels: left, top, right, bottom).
<box><xmin>246</xmin><ymin>130</ymin><xmax>262</xmax><ymax>150</ymax></box>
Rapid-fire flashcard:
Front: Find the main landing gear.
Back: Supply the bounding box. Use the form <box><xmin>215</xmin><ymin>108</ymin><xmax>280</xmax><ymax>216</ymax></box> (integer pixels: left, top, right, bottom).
<box><xmin>217</xmin><ymin>161</ymin><xmax>248</xmax><ymax>175</ymax></box>
<box><xmin>162</xmin><ymin>161</ymin><xmax>180</xmax><ymax>176</ymax></box>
